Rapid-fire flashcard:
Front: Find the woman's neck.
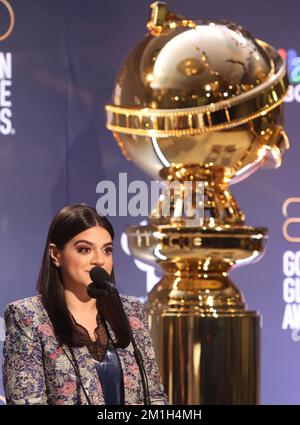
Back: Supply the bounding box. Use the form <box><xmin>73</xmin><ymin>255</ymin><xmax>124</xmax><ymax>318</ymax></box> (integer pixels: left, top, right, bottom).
<box><xmin>64</xmin><ymin>287</ymin><xmax>97</xmax><ymax>316</ymax></box>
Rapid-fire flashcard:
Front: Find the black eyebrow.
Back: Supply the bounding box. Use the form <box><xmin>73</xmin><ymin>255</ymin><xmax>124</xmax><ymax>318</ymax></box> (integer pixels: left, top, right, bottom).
<box><xmin>74</xmin><ymin>240</ymin><xmax>113</xmax><ymax>248</ymax></box>
<box><xmin>102</xmin><ymin>242</ymin><xmax>113</xmax><ymax>248</ymax></box>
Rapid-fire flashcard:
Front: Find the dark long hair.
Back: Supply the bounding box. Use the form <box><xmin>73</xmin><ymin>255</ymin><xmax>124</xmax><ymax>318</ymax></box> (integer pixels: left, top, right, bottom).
<box><xmin>36</xmin><ymin>204</ymin><xmax>130</xmax><ymax>348</ymax></box>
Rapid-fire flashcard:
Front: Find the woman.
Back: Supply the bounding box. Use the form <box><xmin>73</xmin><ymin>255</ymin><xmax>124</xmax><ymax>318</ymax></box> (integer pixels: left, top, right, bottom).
<box><xmin>2</xmin><ymin>204</ymin><xmax>168</xmax><ymax>405</ymax></box>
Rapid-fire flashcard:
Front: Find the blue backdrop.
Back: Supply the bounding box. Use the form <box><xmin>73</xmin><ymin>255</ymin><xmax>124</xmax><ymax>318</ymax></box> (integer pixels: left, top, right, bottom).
<box><xmin>0</xmin><ymin>0</ymin><xmax>299</xmax><ymax>404</ymax></box>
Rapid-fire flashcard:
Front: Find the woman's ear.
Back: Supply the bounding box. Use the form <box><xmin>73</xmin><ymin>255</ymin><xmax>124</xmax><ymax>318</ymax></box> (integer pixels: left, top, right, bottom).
<box><xmin>49</xmin><ymin>243</ymin><xmax>61</xmax><ymax>267</ymax></box>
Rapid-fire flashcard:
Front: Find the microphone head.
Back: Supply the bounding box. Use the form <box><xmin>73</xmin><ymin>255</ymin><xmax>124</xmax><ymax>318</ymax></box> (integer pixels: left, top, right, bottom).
<box><xmin>87</xmin><ymin>282</ymin><xmax>111</xmax><ymax>298</ymax></box>
<box><xmin>87</xmin><ymin>282</ymin><xmax>101</xmax><ymax>299</ymax></box>
<box><xmin>90</xmin><ymin>266</ymin><xmax>112</xmax><ymax>286</ymax></box>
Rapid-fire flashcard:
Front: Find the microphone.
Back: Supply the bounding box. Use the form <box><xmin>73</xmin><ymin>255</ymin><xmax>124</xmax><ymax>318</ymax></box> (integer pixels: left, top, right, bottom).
<box><xmin>87</xmin><ymin>267</ymin><xmax>116</xmax><ymax>298</ymax></box>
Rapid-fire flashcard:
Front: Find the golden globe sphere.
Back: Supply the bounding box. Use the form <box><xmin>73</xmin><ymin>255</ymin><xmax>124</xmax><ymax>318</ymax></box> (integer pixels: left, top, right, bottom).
<box><xmin>106</xmin><ymin>14</ymin><xmax>289</xmax><ymax>184</ymax></box>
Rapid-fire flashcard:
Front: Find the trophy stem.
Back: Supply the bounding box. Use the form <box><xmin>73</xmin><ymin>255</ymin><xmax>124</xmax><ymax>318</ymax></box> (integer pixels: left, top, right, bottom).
<box><xmin>155</xmin><ymin>164</ymin><xmax>245</xmax><ymax>227</ymax></box>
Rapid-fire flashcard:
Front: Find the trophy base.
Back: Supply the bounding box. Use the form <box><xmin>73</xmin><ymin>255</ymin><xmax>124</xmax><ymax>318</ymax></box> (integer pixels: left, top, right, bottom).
<box><xmin>150</xmin><ymin>311</ymin><xmax>260</xmax><ymax>405</ymax></box>
<box><xmin>128</xmin><ymin>223</ymin><xmax>264</xmax><ymax>404</ymax></box>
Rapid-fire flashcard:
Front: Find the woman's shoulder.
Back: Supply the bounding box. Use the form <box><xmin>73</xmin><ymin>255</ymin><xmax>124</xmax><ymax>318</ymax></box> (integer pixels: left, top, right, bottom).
<box><xmin>119</xmin><ymin>293</ymin><xmax>139</xmax><ymax>302</ymax></box>
<box><xmin>4</xmin><ymin>294</ymin><xmax>48</xmax><ymax>325</ymax></box>
<box><xmin>119</xmin><ymin>293</ymin><xmax>148</xmax><ymax>328</ymax></box>
<box><xmin>5</xmin><ymin>294</ymin><xmax>44</xmax><ymax>311</ymax></box>
<box><xmin>119</xmin><ymin>293</ymin><xmax>144</xmax><ymax>310</ymax></box>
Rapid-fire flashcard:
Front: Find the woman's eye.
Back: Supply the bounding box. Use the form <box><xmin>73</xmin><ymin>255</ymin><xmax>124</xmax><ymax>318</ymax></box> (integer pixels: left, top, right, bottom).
<box><xmin>77</xmin><ymin>247</ymin><xmax>91</xmax><ymax>254</ymax></box>
<box><xmin>103</xmin><ymin>247</ymin><xmax>113</xmax><ymax>255</ymax></box>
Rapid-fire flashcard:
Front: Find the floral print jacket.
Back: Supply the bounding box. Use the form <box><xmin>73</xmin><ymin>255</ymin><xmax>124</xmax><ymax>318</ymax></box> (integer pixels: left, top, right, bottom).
<box><xmin>2</xmin><ymin>294</ymin><xmax>168</xmax><ymax>405</ymax></box>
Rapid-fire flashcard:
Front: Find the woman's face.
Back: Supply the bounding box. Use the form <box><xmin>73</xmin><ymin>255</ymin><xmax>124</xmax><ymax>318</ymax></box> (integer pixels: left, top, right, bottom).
<box><xmin>50</xmin><ymin>225</ymin><xmax>113</xmax><ymax>290</ymax></box>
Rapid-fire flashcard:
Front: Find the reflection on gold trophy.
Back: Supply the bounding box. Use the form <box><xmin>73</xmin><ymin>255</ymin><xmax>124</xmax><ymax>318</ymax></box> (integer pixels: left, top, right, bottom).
<box><xmin>106</xmin><ymin>2</ymin><xmax>289</xmax><ymax>404</ymax></box>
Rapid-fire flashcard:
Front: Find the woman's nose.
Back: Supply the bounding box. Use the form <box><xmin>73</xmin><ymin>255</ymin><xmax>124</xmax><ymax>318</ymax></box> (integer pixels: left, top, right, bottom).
<box><xmin>91</xmin><ymin>251</ymin><xmax>105</xmax><ymax>266</ymax></box>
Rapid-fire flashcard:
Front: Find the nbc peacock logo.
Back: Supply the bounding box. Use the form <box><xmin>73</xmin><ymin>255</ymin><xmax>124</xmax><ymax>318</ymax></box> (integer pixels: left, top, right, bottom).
<box><xmin>279</xmin><ymin>48</ymin><xmax>300</xmax><ymax>103</ymax></box>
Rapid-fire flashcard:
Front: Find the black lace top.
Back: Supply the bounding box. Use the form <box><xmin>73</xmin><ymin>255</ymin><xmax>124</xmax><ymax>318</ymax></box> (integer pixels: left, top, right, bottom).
<box><xmin>72</xmin><ymin>314</ymin><xmax>125</xmax><ymax>404</ymax></box>
<box><xmin>72</xmin><ymin>314</ymin><xmax>109</xmax><ymax>362</ymax></box>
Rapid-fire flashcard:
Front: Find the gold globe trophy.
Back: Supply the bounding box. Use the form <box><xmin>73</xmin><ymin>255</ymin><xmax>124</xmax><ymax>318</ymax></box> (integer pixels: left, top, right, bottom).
<box><xmin>106</xmin><ymin>2</ymin><xmax>289</xmax><ymax>404</ymax></box>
